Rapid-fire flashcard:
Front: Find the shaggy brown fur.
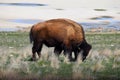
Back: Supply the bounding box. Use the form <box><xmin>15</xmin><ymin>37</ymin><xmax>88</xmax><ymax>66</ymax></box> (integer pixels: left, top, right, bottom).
<box><xmin>30</xmin><ymin>18</ymin><xmax>91</xmax><ymax>61</ymax></box>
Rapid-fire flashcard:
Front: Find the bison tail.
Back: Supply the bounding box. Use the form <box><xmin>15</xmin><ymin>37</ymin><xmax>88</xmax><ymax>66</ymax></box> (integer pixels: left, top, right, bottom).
<box><xmin>29</xmin><ymin>26</ymin><xmax>33</xmax><ymax>43</ymax></box>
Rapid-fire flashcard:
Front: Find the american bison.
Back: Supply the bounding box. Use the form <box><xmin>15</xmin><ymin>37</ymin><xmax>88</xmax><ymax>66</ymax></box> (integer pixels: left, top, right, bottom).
<box><xmin>29</xmin><ymin>18</ymin><xmax>91</xmax><ymax>61</ymax></box>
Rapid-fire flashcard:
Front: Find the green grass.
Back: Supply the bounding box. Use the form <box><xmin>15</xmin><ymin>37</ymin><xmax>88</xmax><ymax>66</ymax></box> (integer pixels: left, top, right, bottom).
<box><xmin>0</xmin><ymin>32</ymin><xmax>120</xmax><ymax>80</ymax></box>
<box><xmin>86</xmin><ymin>33</ymin><xmax>120</xmax><ymax>50</ymax></box>
<box><xmin>0</xmin><ymin>32</ymin><xmax>29</xmax><ymax>48</ymax></box>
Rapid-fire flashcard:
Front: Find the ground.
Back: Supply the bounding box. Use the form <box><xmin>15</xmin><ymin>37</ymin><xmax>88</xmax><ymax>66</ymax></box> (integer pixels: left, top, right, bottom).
<box><xmin>0</xmin><ymin>32</ymin><xmax>120</xmax><ymax>80</ymax></box>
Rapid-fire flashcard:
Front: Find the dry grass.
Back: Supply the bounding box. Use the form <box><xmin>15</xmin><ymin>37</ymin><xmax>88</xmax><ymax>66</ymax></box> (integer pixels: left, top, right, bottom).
<box><xmin>0</xmin><ymin>45</ymin><xmax>120</xmax><ymax>79</ymax></box>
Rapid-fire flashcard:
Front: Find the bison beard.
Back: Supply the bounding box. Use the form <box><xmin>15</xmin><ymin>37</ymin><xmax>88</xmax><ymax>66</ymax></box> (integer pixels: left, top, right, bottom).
<box><xmin>29</xmin><ymin>18</ymin><xmax>92</xmax><ymax>61</ymax></box>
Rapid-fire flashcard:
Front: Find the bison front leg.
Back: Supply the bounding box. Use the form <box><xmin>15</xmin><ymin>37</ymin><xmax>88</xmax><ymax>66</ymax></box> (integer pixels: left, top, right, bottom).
<box><xmin>73</xmin><ymin>47</ymin><xmax>81</xmax><ymax>61</ymax></box>
<box><xmin>64</xmin><ymin>47</ymin><xmax>73</xmax><ymax>62</ymax></box>
<box><xmin>63</xmin><ymin>40</ymin><xmax>73</xmax><ymax>61</ymax></box>
<box><xmin>79</xmin><ymin>41</ymin><xmax>92</xmax><ymax>61</ymax></box>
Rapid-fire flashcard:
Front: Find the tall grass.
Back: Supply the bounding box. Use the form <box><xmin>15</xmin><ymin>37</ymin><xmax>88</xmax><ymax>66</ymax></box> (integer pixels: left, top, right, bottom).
<box><xmin>0</xmin><ymin>32</ymin><xmax>120</xmax><ymax>80</ymax></box>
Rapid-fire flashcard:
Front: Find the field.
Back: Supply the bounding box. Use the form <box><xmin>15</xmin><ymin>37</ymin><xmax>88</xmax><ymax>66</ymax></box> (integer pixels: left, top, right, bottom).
<box><xmin>0</xmin><ymin>31</ymin><xmax>120</xmax><ymax>80</ymax></box>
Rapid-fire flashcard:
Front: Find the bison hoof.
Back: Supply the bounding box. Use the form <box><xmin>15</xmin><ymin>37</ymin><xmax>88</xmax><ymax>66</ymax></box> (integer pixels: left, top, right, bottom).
<box><xmin>69</xmin><ymin>58</ymin><xmax>75</xmax><ymax>62</ymax></box>
<box><xmin>29</xmin><ymin>58</ymin><xmax>37</xmax><ymax>61</ymax></box>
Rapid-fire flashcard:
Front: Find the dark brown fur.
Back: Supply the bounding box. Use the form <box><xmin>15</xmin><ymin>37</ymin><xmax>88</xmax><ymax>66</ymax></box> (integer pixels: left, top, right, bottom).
<box><xmin>30</xmin><ymin>18</ymin><xmax>91</xmax><ymax>61</ymax></box>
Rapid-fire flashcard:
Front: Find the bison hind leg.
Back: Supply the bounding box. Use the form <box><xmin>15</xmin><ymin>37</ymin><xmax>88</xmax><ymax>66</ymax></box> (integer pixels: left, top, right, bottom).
<box><xmin>31</xmin><ymin>42</ymin><xmax>43</xmax><ymax>61</ymax></box>
<box><xmin>37</xmin><ymin>43</ymin><xmax>43</xmax><ymax>58</ymax></box>
<box><xmin>54</xmin><ymin>46</ymin><xmax>63</xmax><ymax>56</ymax></box>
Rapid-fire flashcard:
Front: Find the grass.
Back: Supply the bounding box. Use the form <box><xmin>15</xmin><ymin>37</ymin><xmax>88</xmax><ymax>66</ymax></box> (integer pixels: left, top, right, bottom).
<box><xmin>0</xmin><ymin>31</ymin><xmax>120</xmax><ymax>80</ymax></box>
<box><xmin>86</xmin><ymin>33</ymin><xmax>120</xmax><ymax>50</ymax></box>
<box><xmin>0</xmin><ymin>32</ymin><xmax>29</xmax><ymax>48</ymax></box>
